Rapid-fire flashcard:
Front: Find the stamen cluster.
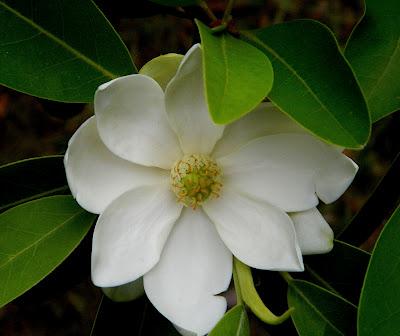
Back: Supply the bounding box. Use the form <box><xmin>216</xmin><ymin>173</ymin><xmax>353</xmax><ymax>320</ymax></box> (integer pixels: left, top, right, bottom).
<box><xmin>170</xmin><ymin>154</ymin><xmax>222</xmax><ymax>209</ymax></box>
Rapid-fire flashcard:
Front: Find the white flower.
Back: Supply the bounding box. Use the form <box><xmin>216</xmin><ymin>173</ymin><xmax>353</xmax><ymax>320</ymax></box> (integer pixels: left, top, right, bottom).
<box><xmin>64</xmin><ymin>44</ymin><xmax>358</xmax><ymax>336</ymax></box>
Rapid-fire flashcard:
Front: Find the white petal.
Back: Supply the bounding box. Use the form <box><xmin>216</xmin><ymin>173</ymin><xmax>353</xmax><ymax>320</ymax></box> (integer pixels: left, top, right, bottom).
<box><xmin>64</xmin><ymin>116</ymin><xmax>168</xmax><ymax>214</ymax></box>
<box><xmin>213</xmin><ymin>102</ymin><xmax>305</xmax><ymax>158</ymax></box>
<box><xmin>290</xmin><ymin>208</ymin><xmax>334</xmax><ymax>255</ymax></box>
<box><xmin>140</xmin><ymin>53</ymin><xmax>184</xmax><ymax>90</ymax></box>
<box><xmin>95</xmin><ymin>74</ymin><xmax>182</xmax><ymax>169</ymax></box>
<box><xmin>102</xmin><ymin>277</ymin><xmax>144</xmax><ymax>302</ymax></box>
<box><xmin>174</xmin><ymin>324</ymin><xmax>197</xmax><ymax>336</ymax></box>
<box><xmin>144</xmin><ymin>208</ymin><xmax>232</xmax><ymax>336</ymax></box>
<box><xmin>165</xmin><ymin>44</ymin><xmax>224</xmax><ymax>154</ymax></box>
<box><xmin>91</xmin><ymin>185</ymin><xmax>182</xmax><ymax>287</ymax></box>
<box><xmin>218</xmin><ymin>133</ymin><xmax>358</xmax><ymax>212</ymax></box>
<box><xmin>203</xmin><ymin>188</ymin><xmax>303</xmax><ymax>271</ymax></box>
<box><xmin>315</xmin><ymin>154</ymin><xmax>358</xmax><ymax>204</ymax></box>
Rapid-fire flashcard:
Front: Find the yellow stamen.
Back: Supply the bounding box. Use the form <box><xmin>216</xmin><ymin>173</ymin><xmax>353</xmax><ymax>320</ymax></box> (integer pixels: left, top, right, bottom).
<box><xmin>170</xmin><ymin>154</ymin><xmax>222</xmax><ymax>209</ymax></box>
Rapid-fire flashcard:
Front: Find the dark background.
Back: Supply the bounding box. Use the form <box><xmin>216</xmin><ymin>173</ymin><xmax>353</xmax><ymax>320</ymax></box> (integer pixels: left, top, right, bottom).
<box><xmin>0</xmin><ymin>0</ymin><xmax>399</xmax><ymax>335</ymax></box>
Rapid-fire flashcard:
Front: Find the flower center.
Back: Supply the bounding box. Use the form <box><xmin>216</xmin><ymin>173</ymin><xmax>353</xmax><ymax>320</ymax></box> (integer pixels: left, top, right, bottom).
<box><xmin>170</xmin><ymin>154</ymin><xmax>222</xmax><ymax>209</ymax></box>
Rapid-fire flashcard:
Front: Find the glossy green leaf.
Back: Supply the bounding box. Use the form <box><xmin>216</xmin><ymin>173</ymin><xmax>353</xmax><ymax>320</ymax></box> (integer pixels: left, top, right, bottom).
<box><xmin>149</xmin><ymin>0</ymin><xmax>199</xmax><ymax>6</ymax></box>
<box><xmin>242</xmin><ymin>19</ymin><xmax>370</xmax><ymax>149</ymax></box>
<box><xmin>0</xmin><ymin>156</ymin><xmax>68</xmax><ymax>213</ymax></box>
<box><xmin>196</xmin><ymin>20</ymin><xmax>273</xmax><ymax>124</ymax></box>
<box><xmin>0</xmin><ymin>0</ymin><xmax>136</xmax><ymax>102</ymax></box>
<box><xmin>358</xmin><ymin>205</ymin><xmax>400</xmax><ymax>335</ymax></box>
<box><xmin>304</xmin><ymin>240</ymin><xmax>370</xmax><ymax>305</ymax></box>
<box><xmin>345</xmin><ymin>0</ymin><xmax>400</xmax><ymax>122</ymax></box>
<box><xmin>209</xmin><ymin>305</ymin><xmax>250</xmax><ymax>336</ymax></box>
<box><xmin>0</xmin><ymin>196</ymin><xmax>95</xmax><ymax>307</ymax></box>
<box><xmin>287</xmin><ymin>279</ymin><xmax>357</xmax><ymax>336</ymax></box>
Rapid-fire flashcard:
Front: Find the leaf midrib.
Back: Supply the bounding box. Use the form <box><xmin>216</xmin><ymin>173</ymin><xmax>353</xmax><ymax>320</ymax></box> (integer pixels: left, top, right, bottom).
<box><xmin>291</xmin><ymin>281</ymin><xmax>354</xmax><ymax>335</ymax></box>
<box><xmin>219</xmin><ymin>34</ymin><xmax>229</xmax><ymax>116</ymax></box>
<box><xmin>236</xmin><ymin>310</ymin><xmax>246</xmax><ymax>336</ymax></box>
<box><xmin>0</xmin><ymin>209</ymin><xmax>85</xmax><ymax>269</ymax></box>
<box><xmin>242</xmin><ymin>30</ymin><xmax>360</xmax><ymax>146</ymax></box>
<box><xmin>366</xmin><ymin>35</ymin><xmax>400</xmax><ymax>101</ymax></box>
<box><xmin>0</xmin><ymin>1</ymin><xmax>117</xmax><ymax>79</ymax></box>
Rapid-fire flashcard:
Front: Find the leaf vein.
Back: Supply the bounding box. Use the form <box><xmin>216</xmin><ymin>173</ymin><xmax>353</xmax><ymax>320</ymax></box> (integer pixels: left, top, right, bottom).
<box><xmin>0</xmin><ymin>209</ymin><xmax>85</xmax><ymax>269</ymax></box>
<box><xmin>291</xmin><ymin>282</ymin><xmax>346</xmax><ymax>335</ymax></box>
<box><xmin>242</xmin><ymin>31</ymin><xmax>359</xmax><ymax>145</ymax></box>
<box><xmin>366</xmin><ymin>35</ymin><xmax>400</xmax><ymax>100</ymax></box>
<box><xmin>0</xmin><ymin>1</ymin><xmax>117</xmax><ymax>79</ymax></box>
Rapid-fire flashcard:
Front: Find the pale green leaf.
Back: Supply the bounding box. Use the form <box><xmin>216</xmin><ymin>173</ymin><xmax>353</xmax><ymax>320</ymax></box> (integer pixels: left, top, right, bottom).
<box><xmin>209</xmin><ymin>305</ymin><xmax>250</xmax><ymax>336</ymax></box>
<box><xmin>196</xmin><ymin>20</ymin><xmax>273</xmax><ymax>124</ymax></box>
<box><xmin>139</xmin><ymin>53</ymin><xmax>183</xmax><ymax>90</ymax></box>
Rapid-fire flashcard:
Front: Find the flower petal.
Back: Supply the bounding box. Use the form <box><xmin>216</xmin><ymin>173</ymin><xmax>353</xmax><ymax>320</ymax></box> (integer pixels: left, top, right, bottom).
<box><xmin>203</xmin><ymin>188</ymin><xmax>303</xmax><ymax>271</ymax></box>
<box><xmin>140</xmin><ymin>53</ymin><xmax>184</xmax><ymax>90</ymax></box>
<box><xmin>315</xmin><ymin>154</ymin><xmax>358</xmax><ymax>204</ymax></box>
<box><xmin>218</xmin><ymin>133</ymin><xmax>358</xmax><ymax>212</ymax></box>
<box><xmin>64</xmin><ymin>116</ymin><xmax>168</xmax><ymax>214</ymax></box>
<box><xmin>213</xmin><ymin>102</ymin><xmax>305</xmax><ymax>158</ymax></box>
<box><xmin>144</xmin><ymin>208</ymin><xmax>232</xmax><ymax>336</ymax></box>
<box><xmin>95</xmin><ymin>74</ymin><xmax>182</xmax><ymax>169</ymax></box>
<box><xmin>91</xmin><ymin>185</ymin><xmax>183</xmax><ymax>287</ymax></box>
<box><xmin>174</xmin><ymin>325</ymin><xmax>197</xmax><ymax>336</ymax></box>
<box><xmin>290</xmin><ymin>208</ymin><xmax>334</xmax><ymax>255</ymax></box>
<box><xmin>165</xmin><ymin>44</ymin><xmax>224</xmax><ymax>154</ymax></box>
<box><xmin>102</xmin><ymin>277</ymin><xmax>144</xmax><ymax>302</ymax></box>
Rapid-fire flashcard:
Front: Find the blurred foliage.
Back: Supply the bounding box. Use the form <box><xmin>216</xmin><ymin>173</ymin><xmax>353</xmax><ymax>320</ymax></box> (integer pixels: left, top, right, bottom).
<box><xmin>0</xmin><ymin>0</ymin><xmax>398</xmax><ymax>335</ymax></box>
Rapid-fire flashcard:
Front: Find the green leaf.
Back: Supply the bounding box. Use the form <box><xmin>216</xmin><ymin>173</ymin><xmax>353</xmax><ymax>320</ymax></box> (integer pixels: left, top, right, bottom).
<box><xmin>0</xmin><ymin>0</ymin><xmax>136</xmax><ymax>102</ymax></box>
<box><xmin>242</xmin><ymin>19</ymin><xmax>370</xmax><ymax>149</ymax></box>
<box><xmin>196</xmin><ymin>20</ymin><xmax>273</xmax><ymax>124</ymax></box>
<box><xmin>0</xmin><ymin>156</ymin><xmax>68</xmax><ymax>213</ymax></box>
<box><xmin>287</xmin><ymin>279</ymin><xmax>357</xmax><ymax>336</ymax></box>
<box><xmin>304</xmin><ymin>240</ymin><xmax>370</xmax><ymax>305</ymax></box>
<box><xmin>345</xmin><ymin>0</ymin><xmax>400</xmax><ymax>122</ymax></box>
<box><xmin>0</xmin><ymin>195</ymin><xmax>95</xmax><ymax>308</ymax></box>
<box><xmin>148</xmin><ymin>0</ymin><xmax>199</xmax><ymax>6</ymax></box>
<box><xmin>358</xmin><ymin>205</ymin><xmax>400</xmax><ymax>335</ymax></box>
<box><xmin>209</xmin><ymin>305</ymin><xmax>250</xmax><ymax>336</ymax></box>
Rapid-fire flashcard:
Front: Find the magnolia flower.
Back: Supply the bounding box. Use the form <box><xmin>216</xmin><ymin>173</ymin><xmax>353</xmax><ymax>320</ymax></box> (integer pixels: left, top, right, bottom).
<box><xmin>64</xmin><ymin>44</ymin><xmax>357</xmax><ymax>336</ymax></box>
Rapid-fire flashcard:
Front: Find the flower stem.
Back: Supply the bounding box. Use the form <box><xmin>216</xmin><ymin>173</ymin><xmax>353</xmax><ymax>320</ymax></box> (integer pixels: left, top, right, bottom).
<box><xmin>198</xmin><ymin>0</ymin><xmax>218</xmax><ymax>22</ymax></box>
<box><xmin>234</xmin><ymin>258</ymin><xmax>294</xmax><ymax>325</ymax></box>
<box><xmin>222</xmin><ymin>0</ymin><xmax>236</xmax><ymax>24</ymax></box>
<box><xmin>233</xmin><ymin>259</ymin><xmax>243</xmax><ymax>305</ymax></box>
<box><xmin>280</xmin><ymin>271</ymin><xmax>293</xmax><ymax>284</ymax></box>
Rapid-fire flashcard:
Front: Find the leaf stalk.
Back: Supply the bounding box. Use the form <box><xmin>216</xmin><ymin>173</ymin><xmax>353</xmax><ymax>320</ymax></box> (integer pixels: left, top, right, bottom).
<box><xmin>234</xmin><ymin>258</ymin><xmax>293</xmax><ymax>325</ymax></box>
<box><xmin>222</xmin><ymin>0</ymin><xmax>236</xmax><ymax>24</ymax></box>
<box><xmin>198</xmin><ymin>1</ymin><xmax>218</xmax><ymax>22</ymax></box>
